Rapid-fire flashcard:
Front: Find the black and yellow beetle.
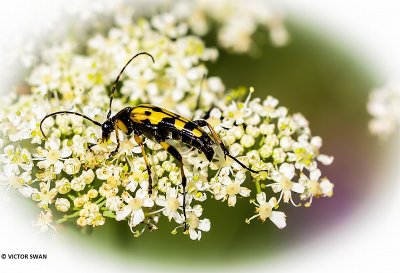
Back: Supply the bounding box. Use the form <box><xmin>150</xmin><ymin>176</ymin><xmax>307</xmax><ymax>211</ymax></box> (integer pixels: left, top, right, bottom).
<box><xmin>40</xmin><ymin>52</ymin><xmax>267</xmax><ymax>229</ymax></box>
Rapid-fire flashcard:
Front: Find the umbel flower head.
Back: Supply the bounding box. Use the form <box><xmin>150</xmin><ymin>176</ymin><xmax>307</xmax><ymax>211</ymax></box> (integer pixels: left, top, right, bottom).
<box><xmin>0</xmin><ymin>7</ymin><xmax>333</xmax><ymax>240</ymax></box>
<box><xmin>367</xmin><ymin>81</ymin><xmax>400</xmax><ymax>139</ymax></box>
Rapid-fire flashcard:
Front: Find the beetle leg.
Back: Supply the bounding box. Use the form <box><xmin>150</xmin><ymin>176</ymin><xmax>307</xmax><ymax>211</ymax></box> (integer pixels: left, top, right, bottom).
<box><xmin>134</xmin><ymin>134</ymin><xmax>154</xmax><ymax>195</ymax></box>
<box><xmin>157</xmin><ymin>140</ymin><xmax>188</xmax><ymax>231</ymax></box>
<box><xmin>110</xmin><ymin>125</ymin><xmax>121</xmax><ymax>157</ymax></box>
<box><xmin>87</xmin><ymin>143</ymin><xmax>96</xmax><ymax>152</ymax></box>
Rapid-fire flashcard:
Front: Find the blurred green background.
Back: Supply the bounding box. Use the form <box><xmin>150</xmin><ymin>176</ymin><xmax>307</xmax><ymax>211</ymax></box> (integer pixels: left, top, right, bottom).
<box><xmin>39</xmin><ymin>19</ymin><xmax>381</xmax><ymax>266</ymax></box>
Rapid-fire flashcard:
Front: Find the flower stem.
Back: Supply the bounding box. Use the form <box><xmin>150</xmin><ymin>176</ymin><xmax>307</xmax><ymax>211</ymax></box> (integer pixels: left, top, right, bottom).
<box><xmin>56</xmin><ymin>211</ymin><xmax>80</xmax><ymax>224</ymax></box>
<box><xmin>94</xmin><ymin>196</ymin><xmax>105</xmax><ymax>205</ymax></box>
<box><xmin>255</xmin><ymin>179</ymin><xmax>261</xmax><ymax>194</ymax></box>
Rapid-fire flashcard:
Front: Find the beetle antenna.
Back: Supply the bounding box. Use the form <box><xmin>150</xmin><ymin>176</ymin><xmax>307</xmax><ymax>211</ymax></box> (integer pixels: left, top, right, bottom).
<box><xmin>40</xmin><ymin>111</ymin><xmax>102</xmax><ymax>138</ymax></box>
<box><xmin>226</xmin><ymin>154</ymin><xmax>269</xmax><ymax>174</ymax></box>
<box><xmin>107</xmin><ymin>52</ymin><xmax>155</xmax><ymax>119</ymax></box>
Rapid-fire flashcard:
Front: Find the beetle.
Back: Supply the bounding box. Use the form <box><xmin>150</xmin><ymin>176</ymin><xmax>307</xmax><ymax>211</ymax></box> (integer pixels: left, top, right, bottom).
<box><xmin>40</xmin><ymin>52</ymin><xmax>267</xmax><ymax>230</ymax></box>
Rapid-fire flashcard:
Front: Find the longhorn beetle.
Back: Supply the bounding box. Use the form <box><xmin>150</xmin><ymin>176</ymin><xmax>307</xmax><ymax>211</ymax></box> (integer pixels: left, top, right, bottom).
<box><xmin>40</xmin><ymin>52</ymin><xmax>268</xmax><ymax>231</ymax></box>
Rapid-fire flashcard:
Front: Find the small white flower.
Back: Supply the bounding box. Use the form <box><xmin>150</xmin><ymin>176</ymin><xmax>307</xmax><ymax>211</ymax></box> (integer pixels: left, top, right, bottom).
<box><xmin>78</xmin><ymin>202</ymin><xmax>105</xmax><ymax>227</ymax></box>
<box><xmin>268</xmin><ymin>163</ymin><xmax>305</xmax><ymax>205</ymax></box>
<box><xmin>261</xmin><ymin>96</ymin><xmax>279</xmax><ymax>117</ymax></box>
<box><xmin>34</xmin><ymin>138</ymin><xmax>72</xmax><ymax>174</ymax></box>
<box><xmin>55</xmin><ymin>178</ymin><xmax>71</xmax><ymax>194</ymax></box>
<box><xmin>240</xmin><ymin>134</ymin><xmax>255</xmax><ymax>148</ymax></box>
<box><xmin>71</xmin><ymin>177</ymin><xmax>86</xmax><ymax>192</ymax></box>
<box><xmin>116</xmin><ymin>189</ymin><xmax>154</xmax><ymax>229</ymax></box>
<box><xmin>0</xmin><ymin>164</ymin><xmax>32</xmax><ymax>197</ymax></box>
<box><xmin>222</xmin><ymin>95</ymin><xmax>252</xmax><ymax>128</ymax></box>
<box><xmin>317</xmin><ymin>154</ymin><xmax>334</xmax><ymax>166</ymax></box>
<box><xmin>246</xmin><ymin>193</ymin><xmax>286</xmax><ymax>229</ymax></box>
<box><xmin>106</xmin><ymin>196</ymin><xmax>123</xmax><ymax>212</ymax></box>
<box><xmin>33</xmin><ymin>210</ymin><xmax>56</xmax><ymax>233</ymax></box>
<box><xmin>31</xmin><ymin>182</ymin><xmax>58</xmax><ymax>209</ymax></box>
<box><xmin>299</xmin><ymin>170</ymin><xmax>334</xmax><ymax>201</ymax></box>
<box><xmin>151</xmin><ymin>13</ymin><xmax>188</xmax><ymax>39</ymax></box>
<box><xmin>287</xmin><ymin>138</ymin><xmax>317</xmax><ymax>171</ymax></box>
<box><xmin>367</xmin><ymin>82</ymin><xmax>400</xmax><ymax>139</ymax></box>
<box><xmin>95</xmin><ymin>165</ymin><xmax>115</xmax><ymax>180</ymax></box>
<box><xmin>185</xmin><ymin>205</ymin><xmax>210</xmax><ymax>240</ymax></box>
<box><xmin>63</xmin><ymin>158</ymin><xmax>81</xmax><ymax>175</ymax></box>
<box><xmin>320</xmin><ymin>178</ymin><xmax>334</xmax><ymax>197</ymax></box>
<box><xmin>156</xmin><ymin>187</ymin><xmax>183</xmax><ymax>221</ymax></box>
<box><xmin>81</xmin><ymin>169</ymin><xmax>95</xmax><ymax>184</ymax></box>
<box><xmin>0</xmin><ymin>145</ymin><xmax>33</xmax><ymax>172</ymax></box>
<box><xmin>55</xmin><ymin>198</ymin><xmax>71</xmax><ymax>212</ymax></box>
<box><xmin>215</xmin><ymin>171</ymin><xmax>250</xmax><ymax>206</ymax></box>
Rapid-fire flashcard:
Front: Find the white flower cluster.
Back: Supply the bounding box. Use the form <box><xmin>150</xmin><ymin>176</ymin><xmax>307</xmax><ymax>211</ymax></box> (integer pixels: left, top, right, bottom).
<box><xmin>0</xmin><ymin>7</ymin><xmax>331</xmax><ymax>241</ymax></box>
<box><xmin>367</xmin><ymin>82</ymin><xmax>400</xmax><ymax>139</ymax></box>
<box><xmin>13</xmin><ymin>0</ymin><xmax>287</xmax><ymax>73</ymax></box>
<box><xmin>169</xmin><ymin>0</ymin><xmax>289</xmax><ymax>52</ymax></box>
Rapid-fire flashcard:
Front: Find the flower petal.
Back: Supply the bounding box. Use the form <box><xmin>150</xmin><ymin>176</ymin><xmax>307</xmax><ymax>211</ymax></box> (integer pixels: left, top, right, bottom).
<box><xmin>143</xmin><ymin>197</ymin><xmax>154</xmax><ymax>207</ymax></box>
<box><xmin>228</xmin><ymin>195</ymin><xmax>237</xmax><ymax>206</ymax></box>
<box><xmin>19</xmin><ymin>186</ymin><xmax>34</xmax><ymax>198</ymax></box>
<box><xmin>235</xmin><ymin>171</ymin><xmax>246</xmax><ymax>184</ymax></box>
<box><xmin>131</xmin><ymin>209</ymin><xmax>145</xmax><ymax>227</ymax></box>
<box><xmin>155</xmin><ymin>197</ymin><xmax>167</xmax><ymax>207</ymax></box>
<box><xmin>60</xmin><ymin>147</ymin><xmax>72</xmax><ymax>158</ymax></box>
<box><xmin>256</xmin><ymin>192</ymin><xmax>266</xmax><ymax>204</ymax></box>
<box><xmin>320</xmin><ymin>178</ymin><xmax>334</xmax><ymax>197</ymax></box>
<box><xmin>54</xmin><ymin>161</ymin><xmax>64</xmax><ymax>174</ymax></box>
<box><xmin>310</xmin><ymin>169</ymin><xmax>321</xmax><ymax>181</ymax></box>
<box><xmin>189</xmin><ymin>229</ymin><xmax>200</xmax><ymax>240</ymax></box>
<box><xmin>279</xmin><ymin>163</ymin><xmax>295</xmax><ymax>180</ymax></box>
<box><xmin>192</xmin><ymin>205</ymin><xmax>203</xmax><ymax>217</ymax></box>
<box><xmin>270</xmin><ymin>169</ymin><xmax>281</xmax><ymax>182</ymax></box>
<box><xmin>239</xmin><ymin>187</ymin><xmax>251</xmax><ymax>197</ymax></box>
<box><xmin>292</xmin><ymin>182</ymin><xmax>305</xmax><ymax>193</ymax></box>
<box><xmin>126</xmin><ymin>181</ymin><xmax>138</xmax><ymax>192</ymax></box>
<box><xmin>317</xmin><ymin>154</ymin><xmax>334</xmax><ymax>165</ymax></box>
<box><xmin>198</xmin><ymin>219</ymin><xmax>211</xmax><ymax>232</ymax></box>
<box><xmin>270</xmin><ymin>211</ymin><xmax>286</xmax><ymax>229</ymax></box>
<box><xmin>116</xmin><ymin>206</ymin><xmax>132</xmax><ymax>221</ymax></box>
<box><xmin>268</xmin><ymin>197</ymin><xmax>277</xmax><ymax>207</ymax></box>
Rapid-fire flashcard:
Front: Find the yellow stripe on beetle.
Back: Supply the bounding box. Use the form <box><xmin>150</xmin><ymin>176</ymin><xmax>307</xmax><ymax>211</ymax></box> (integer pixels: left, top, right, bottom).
<box><xmin>115</xmin><ymin>119</ymin><xmax>128</xmax><ymax>133</ymax></box>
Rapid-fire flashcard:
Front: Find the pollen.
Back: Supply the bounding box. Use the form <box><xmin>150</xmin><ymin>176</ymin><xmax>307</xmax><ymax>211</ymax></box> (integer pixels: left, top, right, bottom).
<box><xmin>129</xmin><ymin>198</ymin><xmax>144</xmax><ymax>211</ymax></box>
<box><xmin>280</xmin><ymin>177</ymin><xmax>292</xmax><ymax>191</ymax></box>
<box><xmin>258</xmin><ymin>203</ymin><xmax>272</xmax><ymax>221</ymax></box>
<box><xmin>47</xmin><ymin>149</ymin><xmax>60</xmax><ymax>164</ymax></box>
<box><xmin>226</xmin><ymin>182</ymin><xmax>240</xmax><ymax>196</ymax></box>
<box><xmin>167</xmin><ymin>198</ymin><xmax>180</xmax><ymax>212</ymax></box>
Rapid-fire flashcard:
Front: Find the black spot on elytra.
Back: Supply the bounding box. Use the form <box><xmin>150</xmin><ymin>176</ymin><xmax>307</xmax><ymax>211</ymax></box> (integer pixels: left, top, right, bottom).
<box><xmin>152</xmin><ymin>106</ymin><xmax>162</xmax><ymax>112</ymax></box>
<box><xmin>141</xmin><ymin>119</ymin><xmax>151</xmax><ymax>125</ymax></box>
<box><xmin>161</xmin><ymin>117</ymin><xmax>176</xmax><ymax>126</ymax></box>
<box><xmin>144</xmin><ymin>111</ymin><xmax>152</xmax><ymax>116</ymax></box>
<box><xmin>183</xmin><ymin>121</ymin><xmax>197</xmax><ymax>131</ymax></box>
<box><xmin>193</xmin><ymin>120</ymin><xmax>207</xmax><ymax>127</ymax></box>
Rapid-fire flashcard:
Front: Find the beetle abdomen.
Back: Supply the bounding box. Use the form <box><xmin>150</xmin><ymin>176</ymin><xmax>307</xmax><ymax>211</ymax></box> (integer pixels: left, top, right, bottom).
<box><xmin>130</xmin><ymin>104</ymin><xmax>215</xmax><ymax>161</ymax></box>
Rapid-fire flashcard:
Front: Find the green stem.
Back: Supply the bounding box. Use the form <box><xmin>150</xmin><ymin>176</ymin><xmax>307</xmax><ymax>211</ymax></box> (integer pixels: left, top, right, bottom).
<box><xmin>94</xmin><ymin>196</ymin><xmax>105</xmax><ymax>205</ymax></box>
<box><xmin>97</xmin><ymin>199</ymin><xmax>106</xmax><ymax>207</ymax></box>
<box><xmin>56</xmin><ymin>210</ymin><xmax>80</xmax><ymax>224</ymax></box>
<box><xmin>56</xmin><ymin>198</ymin><xmax>107</xmax><ymax>224</ymax></box>
<box><xmin>255</xmin><ymin>179</ymin><xmax>261</xmax><ymax>194</ymax></box>
<box><xmin>103</xmin><ymin>210</ymin><xmax>116</xmax><ymax>219</ymax></box>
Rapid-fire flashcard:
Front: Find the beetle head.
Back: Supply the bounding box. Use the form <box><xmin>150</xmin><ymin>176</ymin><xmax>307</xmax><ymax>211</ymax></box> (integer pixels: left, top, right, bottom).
<box><xmin>101</xmin><ymin>119</ymin><xmax>114</xmax><ymax>142</ymax></box>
